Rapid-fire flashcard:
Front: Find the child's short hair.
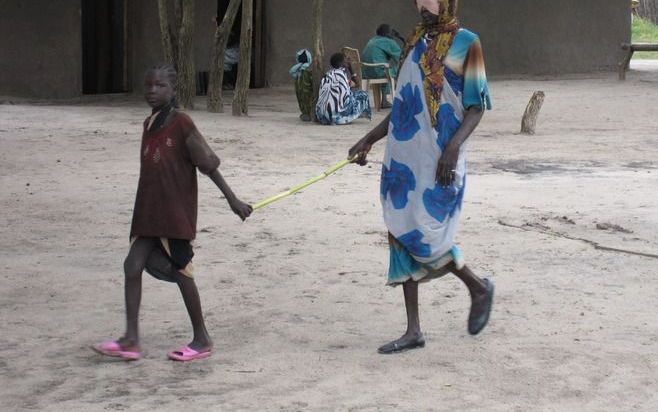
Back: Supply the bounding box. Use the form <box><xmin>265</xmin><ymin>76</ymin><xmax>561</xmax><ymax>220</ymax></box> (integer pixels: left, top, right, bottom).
<box><xmin>146</xmin><ymin>64</ymin><xmax>178</xmax><ymax>89</ymax></box>
<box><xmin>330</xmin><ymin>53</ymin><xmax>346</xmax><ymax>69</ymax></box>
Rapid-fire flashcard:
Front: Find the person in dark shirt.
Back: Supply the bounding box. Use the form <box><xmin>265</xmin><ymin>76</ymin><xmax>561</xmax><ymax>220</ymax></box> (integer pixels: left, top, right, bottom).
<box><xmin>93</xmin><ymin>64</ymin><xmax>252</xmax><ymax>362</ymax></box>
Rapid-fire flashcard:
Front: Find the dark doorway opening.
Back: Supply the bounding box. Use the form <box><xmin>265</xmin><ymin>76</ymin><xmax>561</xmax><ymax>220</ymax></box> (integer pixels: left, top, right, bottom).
<box><xmin>216</xmin><ymin>0</ymin><xmax>266</xmax><ymax>89</ymax></box>
<box><xmin>82</xmin><ymin>0</ymin><xmax>129</xmax><ymax>94</ymax></box>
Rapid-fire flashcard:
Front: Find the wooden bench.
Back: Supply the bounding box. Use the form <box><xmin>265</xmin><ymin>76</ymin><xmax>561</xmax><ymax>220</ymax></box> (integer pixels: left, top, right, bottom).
<box><xmin>619</xmin><ymin>43</ymin><xmax>658</xmax><ymax>80</ymax></box>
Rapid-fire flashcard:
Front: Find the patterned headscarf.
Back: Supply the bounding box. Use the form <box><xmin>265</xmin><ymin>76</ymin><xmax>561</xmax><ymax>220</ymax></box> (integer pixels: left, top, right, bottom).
<box><xmin>401</xmin><ymin>0</ymin><xmax>460</xmax><ymax>126</ymax></box>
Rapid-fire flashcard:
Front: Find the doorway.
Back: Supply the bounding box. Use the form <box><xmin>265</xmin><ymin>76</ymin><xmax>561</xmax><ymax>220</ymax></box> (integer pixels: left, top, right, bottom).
<box><xmin>216</xmin><ymin>0</ymin><xmax>266</xmax><ymax>88</ymax></box>
<box><xmin>82</xmin><ymin>0</ymin><xmax>129</xmax><ymax>94</ymax></box>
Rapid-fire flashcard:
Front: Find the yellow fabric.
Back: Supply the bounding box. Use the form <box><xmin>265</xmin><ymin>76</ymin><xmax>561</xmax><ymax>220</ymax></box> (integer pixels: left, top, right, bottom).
<box><xmin>401</xmin><ymin>0</ymin><xmax>459</xmax><ymax>125</ymax></box>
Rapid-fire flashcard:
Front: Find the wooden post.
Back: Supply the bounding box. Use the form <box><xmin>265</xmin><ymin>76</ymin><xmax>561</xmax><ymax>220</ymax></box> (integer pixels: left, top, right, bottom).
<box><xmin>156</xmin><ymin>0</ymin><xmax>196</xmax><ymax>110</ymax></box>
<box><xmin>157</xmin><ymin>0</ymin><xmax>175</xmax><ymax>64</ymax></box>
<box><xmin>207</xmin><ymin>0</ymin><xmax>242</xmax><ymax>113</ymax></box>
<box><xmin>176</xmin><ymin>0</ymin><xmax>196</xmax><ymax>110</ymax></box>
<box><xmin>232</xmin><ymin>0</ymin><xmax>253</xmax><ymax>116</ymax></box>
<box><xmin>521</xmin><ymin>91</ymin><xmax>545</xmax><ymax>135</ymax></box>
<box><xmin>311</xmin><ymin>0</ymin><xmax>325</xmax><ymax>123</ymax></box>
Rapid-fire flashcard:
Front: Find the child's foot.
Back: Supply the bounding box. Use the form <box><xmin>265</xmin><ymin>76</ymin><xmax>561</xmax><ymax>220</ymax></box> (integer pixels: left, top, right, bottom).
<box><xmin>167</xmin><ymin>339</ymin><xmax>212</xmax><ymax>362</ymax></box>
<box><xmin>92</xmin><ymin>339</ymin><xmax>141</xmax><ymax>361</ymax></box>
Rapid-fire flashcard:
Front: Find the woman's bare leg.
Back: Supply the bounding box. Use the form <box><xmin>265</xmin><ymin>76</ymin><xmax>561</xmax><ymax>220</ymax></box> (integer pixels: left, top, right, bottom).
<box><xmin>378</xmin><ymin>280</ymin><xmax>425</xmax><ymax>354</ymax></box>
<box><xmin>449</xmin><ymin>263</ymin><xmax>494</xmax><ymax>335</ymax></box>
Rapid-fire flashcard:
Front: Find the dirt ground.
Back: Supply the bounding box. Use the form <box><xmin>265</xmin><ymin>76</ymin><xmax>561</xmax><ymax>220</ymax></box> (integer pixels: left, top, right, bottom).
<box><xmin>1</xmin><ymin>62</ymin><xmax>657</xmax><ymax>411</ymax></box>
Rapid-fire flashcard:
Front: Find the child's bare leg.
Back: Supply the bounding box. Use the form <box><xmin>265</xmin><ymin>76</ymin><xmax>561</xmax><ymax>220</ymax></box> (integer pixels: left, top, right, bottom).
<box><xmin>175</xmin><ymin>273</ymin><xmax>212</xmax><ymax>352</ymax></box>
<box><xmin>120</xmin><ymin>237</ymin><xmax>157</xmax><ymax>349</ymax></box>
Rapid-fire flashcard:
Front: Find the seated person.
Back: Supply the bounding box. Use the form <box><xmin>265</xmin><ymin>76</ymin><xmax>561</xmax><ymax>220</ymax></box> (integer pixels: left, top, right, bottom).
<box><xmin>289</xmin><ymin>49</ymin><xmax>314</xmax><ymax>122</ymax></box>
<box><xmin>362</xmin><ymin>24</ymin><xmax>403</xmax><ymax>108</ymax></box>
<box><xmin>315</xmin><ymin>53</ymin><xmax>372</xmax><ymax>125</ymax></box>
<box><xmin>223</xmin><ymin>33</ymin><xmax>240</xmax><ymax>90</ymax></box>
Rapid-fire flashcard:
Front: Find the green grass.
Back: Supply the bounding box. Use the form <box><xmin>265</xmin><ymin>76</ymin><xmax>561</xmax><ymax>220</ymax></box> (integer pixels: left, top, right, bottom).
<box><xmin>632</xmin><ymin>17</ymin><xmax>658</xmax><ymax>59</ymax></box>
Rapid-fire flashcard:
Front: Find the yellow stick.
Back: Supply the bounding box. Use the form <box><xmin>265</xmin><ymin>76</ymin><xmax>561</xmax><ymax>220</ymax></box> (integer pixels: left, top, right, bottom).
<box><xmin>252</xmin><ymin>158</ymin><xmax>353</xmax><ymax>210</ymax></box>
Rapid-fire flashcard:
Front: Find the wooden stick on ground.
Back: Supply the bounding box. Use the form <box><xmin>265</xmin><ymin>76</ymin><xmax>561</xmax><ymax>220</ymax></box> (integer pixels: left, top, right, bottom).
<box><xmin>521</xmin><ymin>91</ymin><xmax>545</xmax><ymax>135</ymax></box>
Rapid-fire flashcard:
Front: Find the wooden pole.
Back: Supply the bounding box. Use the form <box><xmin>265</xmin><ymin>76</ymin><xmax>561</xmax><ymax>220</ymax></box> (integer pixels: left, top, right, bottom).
<box><xmin>157</xmin><ymin>0</ymin><xmax>175</xmax><ymax>64</ymax></box>
<box><xmin>207</xmin><ymin>0</ymin><xmax>242</xmax><ymax>113</ymax></box>
<box><xmin>176</xmin><ymin>0</ymin><xmax>196</xmax><ymax>109</ymax></box>
<box><xmin>521</xmin><ymin>91</ymin><xmax>545</xmax><ymax>135</ymax></box>
<box><xmin>156</xmin><ymin>0</ymin><xmax>195</xmax><ymax>110</ymax></box>
<box><xmin>311</xmin><ymin>0</ymin><xmax>325</xmax><ymax>123</ymax></box>
<box><xmin>232</xmin><ymin>0</ymin><xmax>253</xmax><ymax>116</ymax></box>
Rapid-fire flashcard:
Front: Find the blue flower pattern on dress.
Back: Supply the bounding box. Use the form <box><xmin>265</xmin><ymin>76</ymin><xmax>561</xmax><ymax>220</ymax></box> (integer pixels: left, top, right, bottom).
<box><xmin>382</xmin><ymin>30</ymin><xmax>490</xmax><ymax>268</ymax></box>
<box><xmin>398</xmin><ymin>229</ymin><xmax>431</xmax><ymax>258</ymax></box>
<box><xmin>435</xmin><ymin>104</ymin><xmax>462</xmax><ymax>151</ymax></box>
<box><xmin>381</xmin><ymin>159</ymin><xmax>416</xmax><ymax>209</ymax></box>
<box><xmin>391</xmin><ymin>84</ymin><xmax>424</xmax><ymax>141</ymax></box>
<box><xmin>422</xmin><ymin>180</ymin><xmax>465</xmax><ymax>223</ymax></box>
<box><xmin>412</xmin><ymin>39</ymin><xmax>428</xmax><ymax>64</ymax></box>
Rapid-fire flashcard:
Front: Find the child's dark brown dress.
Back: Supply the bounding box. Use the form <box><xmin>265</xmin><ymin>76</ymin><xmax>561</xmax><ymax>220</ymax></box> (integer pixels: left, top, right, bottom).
<box><xmin>130</xmin><ymin>111</ymin><xmax>220</xmax><ymax>281</ymax></box>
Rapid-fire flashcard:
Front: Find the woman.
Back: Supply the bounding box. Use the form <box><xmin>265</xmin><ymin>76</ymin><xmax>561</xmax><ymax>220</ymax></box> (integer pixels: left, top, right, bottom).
<box><xmin>316</xmin><ymin>52</ymin><xmax>372</xmax><ymax>125</ymax></box>
<box><xmin>348</xmin><ymin>0</ymin><xmax>494</xmax><ymax>354</ymax></box>
<box><xmin>290</xmin><ymin>49</ymin><xmax>314</xmax><ymax>122</ymax></box>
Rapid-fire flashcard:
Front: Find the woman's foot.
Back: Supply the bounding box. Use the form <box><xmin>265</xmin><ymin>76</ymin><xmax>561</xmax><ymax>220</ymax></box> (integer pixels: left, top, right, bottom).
<box><xmin>468</xmin><ymin>278</ymin><xmax>494</xmax><ymax>335</ymax></box>
<box><xmin>377</xmin><ymin>332</ymin><xmax>425</xmax><ymax>354</ymax></box>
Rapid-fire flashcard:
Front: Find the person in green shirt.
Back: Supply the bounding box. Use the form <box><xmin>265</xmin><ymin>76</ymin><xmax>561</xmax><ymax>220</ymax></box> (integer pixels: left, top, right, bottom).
<box><xmin>362</xmin><ymin>24</ymin><xmax>403</xmax><ymax>108</ymax></box>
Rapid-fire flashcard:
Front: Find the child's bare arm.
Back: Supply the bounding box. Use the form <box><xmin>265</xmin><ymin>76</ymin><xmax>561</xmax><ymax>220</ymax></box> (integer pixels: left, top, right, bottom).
<box><xmin>207</xmin><ymin>169</ymin><xmax>252</xmax><ymax>221</ymax></box>
<box><xmin>185</xmin><ymin>128</ymin><xmax>252</xmax><ymax>221</ymax></box>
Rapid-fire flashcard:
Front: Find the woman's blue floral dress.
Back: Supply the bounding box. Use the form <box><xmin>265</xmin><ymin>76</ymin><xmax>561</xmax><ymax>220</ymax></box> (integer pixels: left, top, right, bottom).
<box><xmin>382</xmin><ymin>28</ymin><xmax>492</xmax><ymax>285</ymax></box>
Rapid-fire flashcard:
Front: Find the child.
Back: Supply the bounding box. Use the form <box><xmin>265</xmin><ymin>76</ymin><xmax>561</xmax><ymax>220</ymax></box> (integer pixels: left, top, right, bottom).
<box><xmin>93</xmin><ymin>64</ymin><xmax>252</xmax><ymax>361</ymax></box>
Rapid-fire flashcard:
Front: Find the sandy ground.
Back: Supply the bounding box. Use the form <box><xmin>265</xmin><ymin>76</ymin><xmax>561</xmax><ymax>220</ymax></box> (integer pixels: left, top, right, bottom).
<box><xmin>1</xmin><ymin>62</ymin><xmax>658</xmax><ymax>411</ymax></box>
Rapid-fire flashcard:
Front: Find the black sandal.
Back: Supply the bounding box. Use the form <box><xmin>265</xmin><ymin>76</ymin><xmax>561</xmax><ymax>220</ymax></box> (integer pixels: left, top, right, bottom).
<box><xmin>377</xmin><ymin>336</ymin><xmax>426</xmax><ymax>355</ymax></box>
<box><xmin>468</xmin><ymin>278</ymin><xmax>494</xmax><ymax>335</ymax></box>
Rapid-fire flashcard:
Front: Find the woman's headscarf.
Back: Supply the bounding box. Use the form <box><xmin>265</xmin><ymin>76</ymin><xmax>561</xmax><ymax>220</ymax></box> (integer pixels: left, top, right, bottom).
<box><xmin>289</xmin><ymin>49</ymin><xmax>313</xmax><ymax>79</ymax></box>
<box><xmin>401</xmin><ymin>0</ymin><xmax>460</xmax><ymax>125</ymax></box>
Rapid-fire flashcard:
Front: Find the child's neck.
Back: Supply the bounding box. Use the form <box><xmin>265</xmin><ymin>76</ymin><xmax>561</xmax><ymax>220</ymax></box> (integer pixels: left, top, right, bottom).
<box><xmin>148</xmin><ymin>104</ymin><xmax>174</xmax><ymax>131</ymax></box>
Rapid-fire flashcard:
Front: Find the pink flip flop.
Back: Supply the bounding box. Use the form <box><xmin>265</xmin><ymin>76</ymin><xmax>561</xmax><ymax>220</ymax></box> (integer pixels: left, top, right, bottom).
<box><xmin>167</xmin><ymin>346</ymin><xmax>212</xmax><ymax>361</ymax></box>
<box><xmin>92</xmin><ymin>341</ymin><xmax>141</xmax><ymax>361</ymax></box>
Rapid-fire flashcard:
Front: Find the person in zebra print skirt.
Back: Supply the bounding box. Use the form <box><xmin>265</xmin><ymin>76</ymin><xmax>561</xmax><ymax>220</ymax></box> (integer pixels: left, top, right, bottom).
<box><xmin>315</xmin><ymin>53</ymin><xmax>372</xmax><ymax>125</ymax></box>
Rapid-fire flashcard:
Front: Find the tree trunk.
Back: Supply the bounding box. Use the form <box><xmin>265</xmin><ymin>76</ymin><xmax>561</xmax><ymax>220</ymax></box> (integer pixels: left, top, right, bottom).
<box><xmin>207</xmin><ymin>0</ymin><xmax>242</xmax><ymax>113</ymax></box>
<box><xmin>311</xmin><ymin>0</ymin><xmax>325</xmax><ymax>123</ymax></box>
<box><xmin>232</xmin><ymin>0</ymin><xmax>253</xmax><ymax>116</ymax></box>
<box><xmin>156</xmin><ymin>0</ymin><xmax>195</xmax><ymax>110</ymax></box>
<box><xmin>521</xmin><ymin>91</ymin><xmax>545</xmax><ymax>135</ymax></box>
<box><xmin>638</xmin><ymin>0</ymin><xmax>658</xmax><ymax>24</ymax></box>
<box><xmin>176</xmin><ymin>0</ymin><xmax>195</xmax><ymax>109</ymax></box>
<box><xmin>157</xmin><ymin>0</ymin><xmax>175</xmax><ymax>63</ymax></box>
